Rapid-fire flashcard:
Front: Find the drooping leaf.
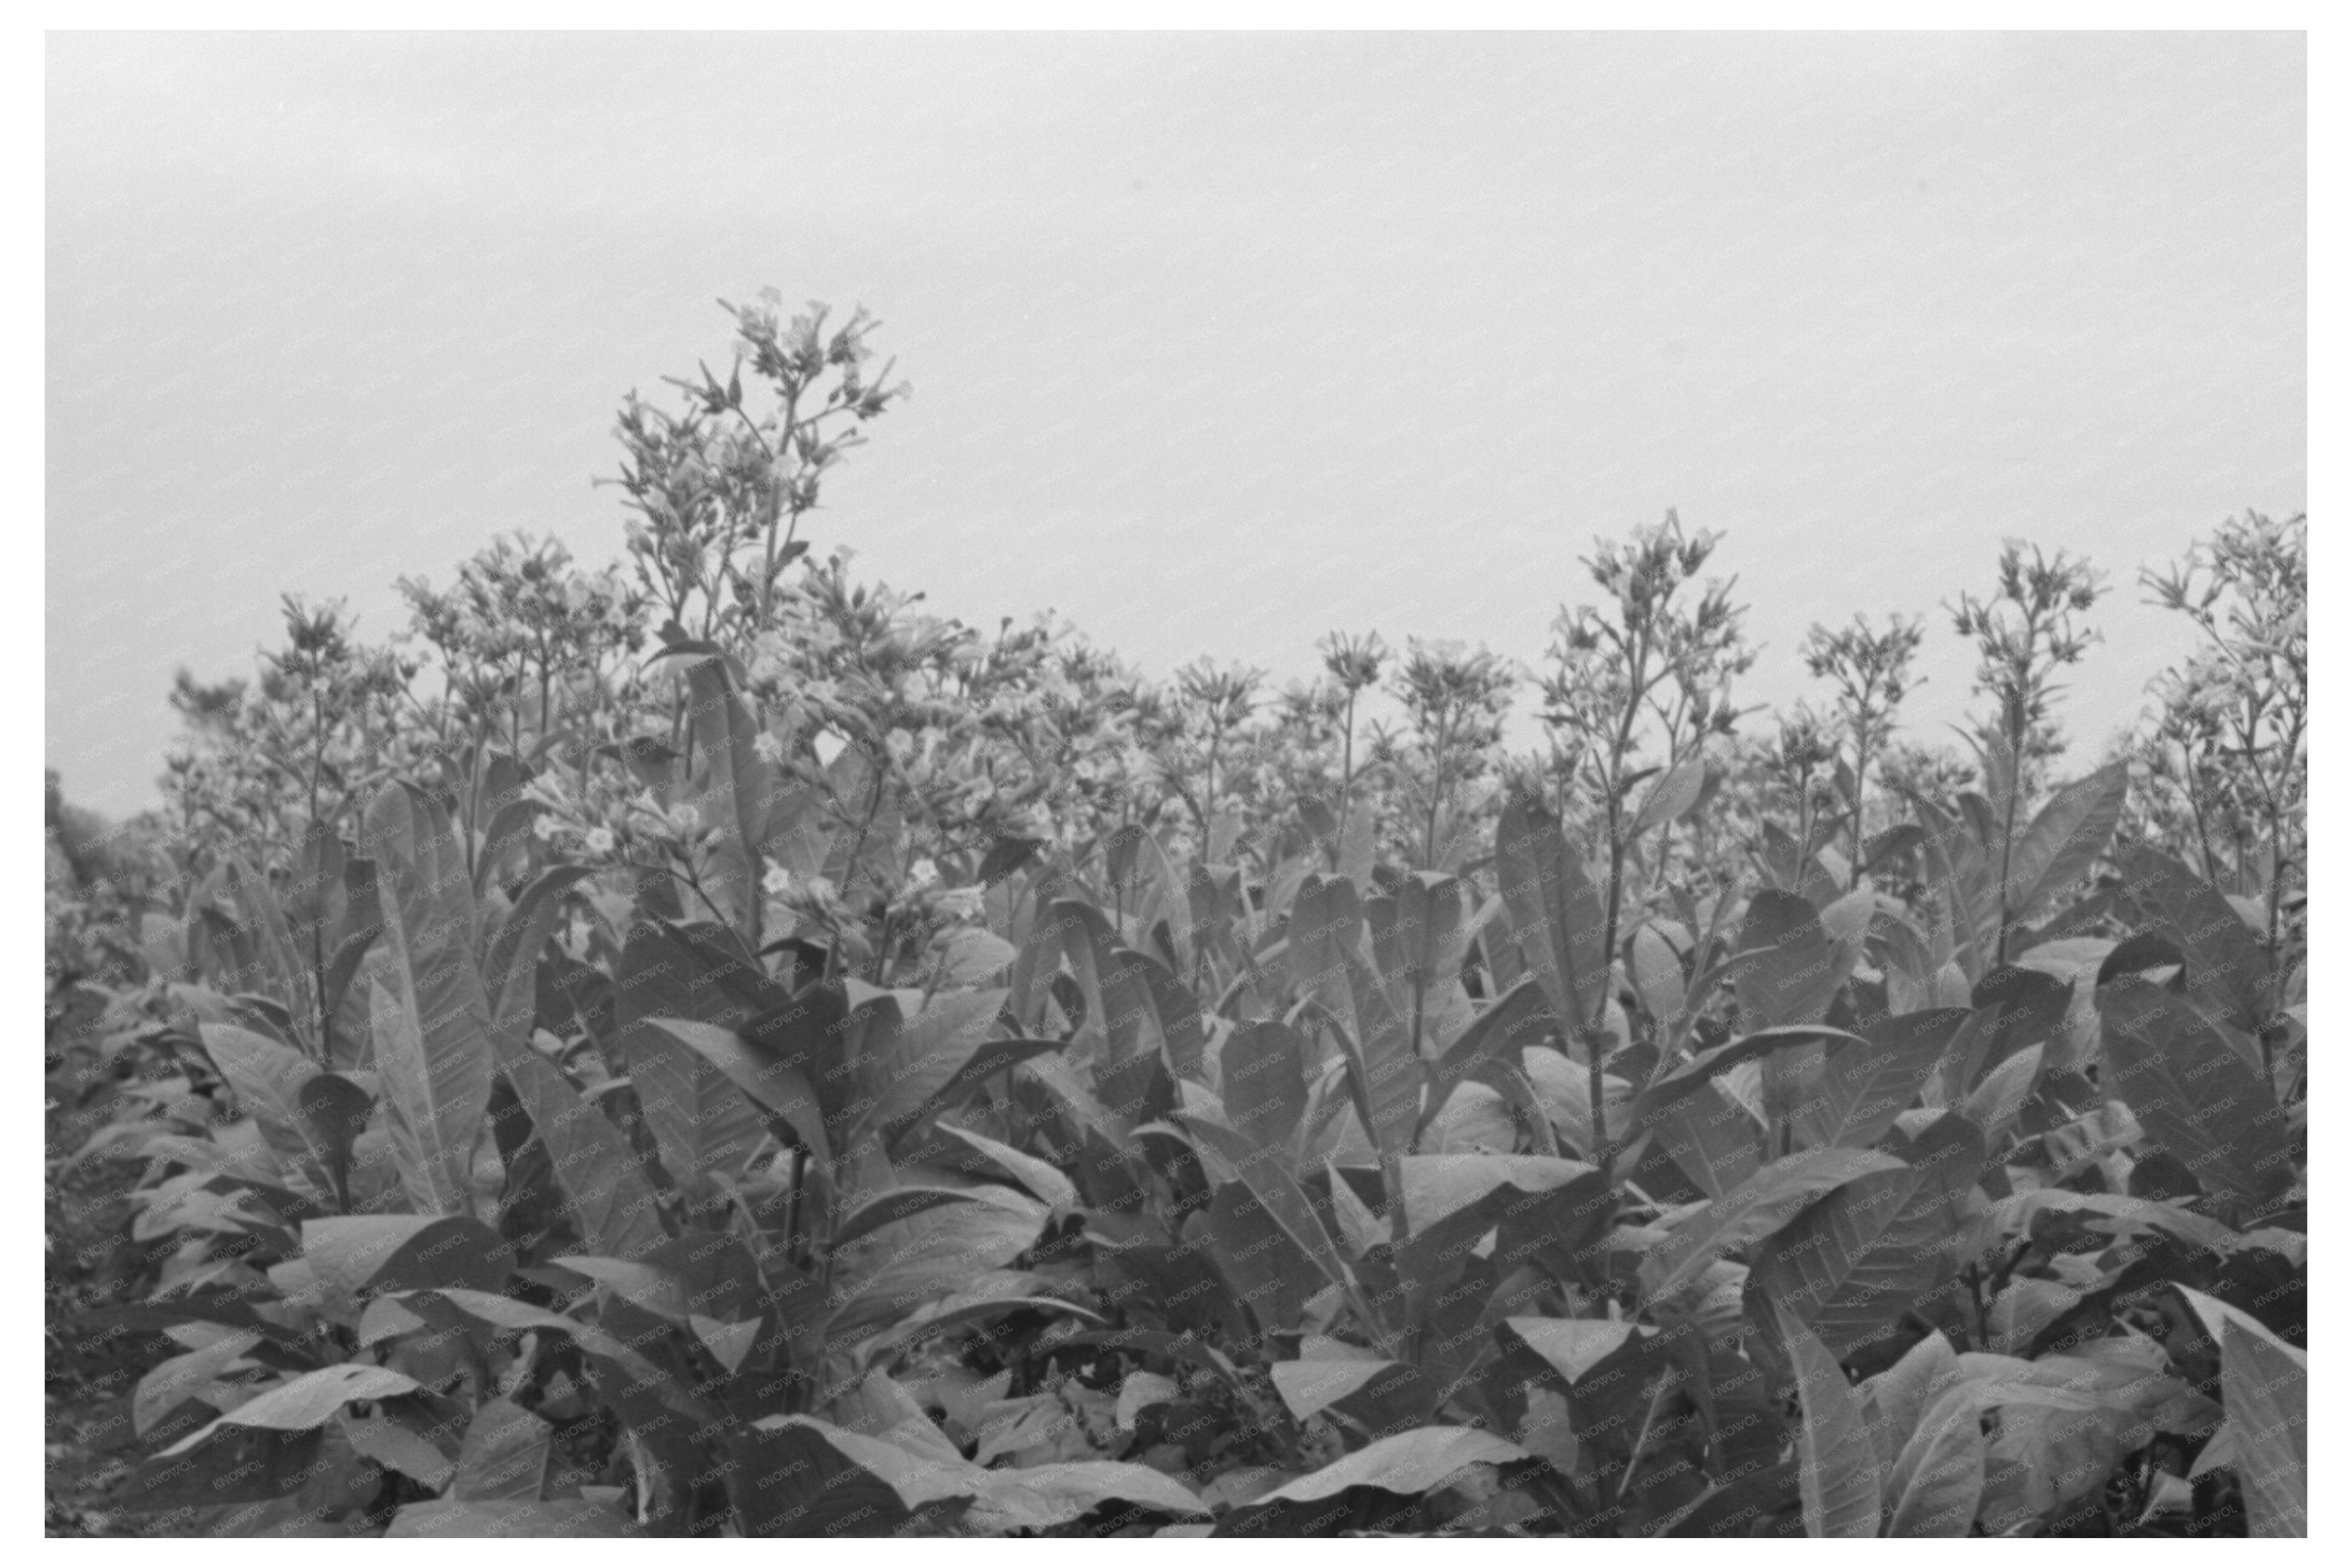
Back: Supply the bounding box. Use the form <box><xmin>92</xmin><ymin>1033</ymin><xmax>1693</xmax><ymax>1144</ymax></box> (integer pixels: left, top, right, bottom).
<box><xmin>159</xmin><ymin>1362</ymin><xmax>424</xmax><ymax>1454</ymax></box>
<box><xmin>1639</xmin><ymin>1147</ymin><xmax>1906</xmax><ymax>1306</ymax></box>
<box><xmin>1501</xmin><ymin>1316</ymin><xmax>1640</xmax><ymax>1387</ymax></box>
<box><xmin>1775</xmin><ymin>1302</ymin><xmax>1882</xmax><ymax>1538</ymax></box>
<box><xmin>830</xmin><ymin>1185</ymin><xmax>987</xmax><ymax>1251</ymax></box>
<box><xmin>1255</xmin><ymin>1425</ymin><xmax>1529</xmax><ymax>1503</ymax></box>
<box><xmin>1390</xmin><ymin>1151</ymin><xmax>1598</xmax><ymax>1237</ymax></box>
<box><xmin>929</xmin><ymin>1123</ymin><xmax>1078</xmax><ymax>1209</ymax></box>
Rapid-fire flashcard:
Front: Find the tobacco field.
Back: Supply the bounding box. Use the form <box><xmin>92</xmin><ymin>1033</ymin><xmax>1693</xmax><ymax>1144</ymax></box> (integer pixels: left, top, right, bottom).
<box><xmin>43</xmin><ymin>295</ymin><xmax>2308</xmax><ymax>1537</ymax></box>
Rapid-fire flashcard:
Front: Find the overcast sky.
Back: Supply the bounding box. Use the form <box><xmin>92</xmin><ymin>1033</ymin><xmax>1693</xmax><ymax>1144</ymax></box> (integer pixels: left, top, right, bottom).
<box><xmin>47</xmin><ymin>31</ymin><xmax>2304</xmax><ymax>817</ymax></box>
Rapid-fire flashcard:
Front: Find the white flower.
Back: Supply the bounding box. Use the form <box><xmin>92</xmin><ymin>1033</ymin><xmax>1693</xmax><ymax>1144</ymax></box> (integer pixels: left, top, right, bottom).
<box><xmin>751</xmin><ymin>731</ymin><xmax>786</xmax><ymax>764</ymax></box>
<box><xmin>763</xmin><ymin>865</ymin><xmax>795</xmax><ymax>898</ymax></box>
<box><xmin>936</xmin><ymin>885</ymin><xmax>986</xmax><ymax>921</ymax></box>
<box><xmin>906</xmin><ymin>857</ymin><xmax>940</xmax><ymax>890</ymax></box>
<box><xmin>666</xmin><ymin>802</ymin><xmax>703</xmax><ymax>837</ymax></box>
<box><xmin>531</xmin><ymin>813</ymin><xmax>562</xmax><ymax>842</ymax></box>
<box><xmin>886</xmin><ymin>728</ymin><xmax>916</xmax><ymax>764</ymax></box>
<box><xmin>583</xmin><ymin>827</ymin><xmax>616</xmax><ymax>856</ymax></box>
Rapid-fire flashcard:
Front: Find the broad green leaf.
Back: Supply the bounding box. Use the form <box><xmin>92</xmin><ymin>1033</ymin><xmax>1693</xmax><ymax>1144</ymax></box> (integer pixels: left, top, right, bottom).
<box><xmin>964</xmin><ymin>1461</ymin><xmax>1210</xmax><ymax>1532</ymax></box>
<box><xmin>453</xmin><ymin>1397</ymin><xmax>551</xmax><ymax>1502</ymax></box>
<box><xmin>1793</xmin><ymin>1008</ymin><xmax>1971</xmax><ymax>1151</ymax></box>
<box><xmin>1366</xmin><ymin>872</ymin><xmax>1472</xmax><ymax>1001</ymax></box>
<box><xmin>1623</xmin><ymin>1025</ymin><xmax>1862</xmax><ymax>1145</ymax></box>
<box><xmin>2099</xmin><ymin>977</ymin><xmax>2292</xmax><ymax>1214</ymax></box>
<box><xmin>1631</xmin><ymin>756</ymin><xmax>1707</xmax><ymax>835</ymax></box>
<box><xmin>1493</xmin><ymin>795</ymin><xmax>1609</xmax><ymax>1035</ymax></box>
<box><xmin>2177</xmin><ymin>1283</ymin><xmax>2305</xmax><ymax>1534</ymax></box>
<box><xmin>684</xmin><ymin>653</ymin><xmax>779</xmax><ymax>933</ymax></box>
<box><xmin>1418</xmin><ymin>979</ymin><xmax>1552</xmax><ymax>1143</ymax></box>
<box><xmin>219</xmin><ymin>856</ymin><xmax>311</xmax><ymax>1034</ymax></box>
<box><xmin>303</xmin><ymin>1214</ymin><xmax>510</xmax><ymax>1298</ymax></box>
<box><xmin>363</xmin><ymin>784</ymin><xmax>496</xmax><ymax>1216</ymax></box>
<box><xmin>200</xmin><ymin>1022</ymin><xmax>334</xmax><ymax>1197</ymax></box>
<box><xmin>1732</xmin><ymin>890</ymin><xmax>1846</xmax><ymax>1028</ymax></box>
<box><xmin>1752</xmin><ymin>1161</ymin><xmax>1924</xmax><ymax>1337</ymax></box>
<box><xmin>2208</xmin><ymin>1320</ymin><xmax>2306</xmax><ymax>1536</ymax></box>
<box><xmin>1630</xmin><ymin>922</ymin><xmax>1688</xmax><ymax>1030</ymax></box>
<box><xmin>1180</xmin><ymin>1113</ymin><xmax>1352</xmax><ymax>1296</ymax></box>
<box><xmin>1960</xmin><ymin>1042</ymin><xmax>2043</xmax><ymax>1145</ymax></box>
<box><xmin>1861</xmin><ymin>1331</ymin><xmax>1961</xmax><ymax>1471</ymax></box>
<box><xmin>1221</xmin><ymin>1018</ymin><xmax>1311</xmax><ymax>1153</ymax></box>
<box><xmin>1269</xmin><ymin>1357</ymin><xmax>1419</xmax><ymax>1423</ymax></box>
<box><xmin>861</xmin><ymin>997</ymin><xmax>1045</xmax><ymax>1139</ymax></box>
<box><xmin>2112</xmin><ymin>846</ymin><xmax>2270</xmax><ymax>1032</ymax></box>
<box><xmin>340</xmin><ymin>1411</ymin><xmax>455</xmax><ymax>1488</ymax></box>
<box><xmin>484</xmin><ymin>864</ymin><xmax>593</xmax><ymax>1042</ymax></box>
<box><xmin>386</xmin><ymin>1501</ymin><xmax>639</xmax><ymax>1538</ymax></box>
<box><xmin>1885</xmin><ymin>1383</ymin><xmax>1985</xmax><ymax>1535</ymax></box>
<box><xmin>295</xmin><ymin>1071</ymin><xmax>374</xmax><ymax>1209</ymax></box>
<box><xmin>930</xmin><ymin>1123</ymin><xmax>1078</xmax><ymax>1209</ymax></box>
<box><xmin>648</xmin><ymin>1017</ymin><xmax>830</xmax><ymax>1169</ymax></box>
<box><xmin>1391</xmin><ymin>1152</ymin><xmax>1598</xmax><ymax>1237</ymax></box>
<box><xmin>1776</xmin><ymin>1302</ymin><xmax>1882</xmax><ymax>1538</ymax></box>
<box><xmin>825</xmin><ymin>1187</ymin><xmax>1051</xmax><ymax>1341</ymax></box>
<box><xmin>1794</xmin><ymin>1113</ymin><xmax>1985</xmax><ymax>1357</ymax></box>
<box><xmin>1336</xmin><ymin>946</ymin><xmax>1422</xmax><ymax>1158</ymax></box>
<box><xmin>160</xmin><ymin>1361</ymin><xmax>424</xmax><ymax>1454</ymax></box>
<box><xmin>492</xmin><ymin>1035</ymin><xmax>666</xmax><ymax>1262</ymax></box>
<box><xmin>1501</xmin><ymin>1316</ymin><xmax>1639</xmax><ymax>1386</ymax></box>
<box><xmin>1257</xmin><ymin>1425</ymin><xmax>1528</xmax><ymax>1503</ymax></box>
<box><xmin>1639</xmin><ymin>1147</ymin><xmax>1905</xmax><ymax>1306</ymax></box>
<box><xmin>2006</xmin><ymin>762</ymin><xmax>2128</xmax><ymax>923</ymax></box>
<box><xmin>133</xmin><ymin>1331</ymin><xmax>261</xmax><ymax>1437</ymax></box>
<box><xmin>829</xmin><ymin>1184</ymin><xmax>987</xmax><ymax>1251</ymax></box>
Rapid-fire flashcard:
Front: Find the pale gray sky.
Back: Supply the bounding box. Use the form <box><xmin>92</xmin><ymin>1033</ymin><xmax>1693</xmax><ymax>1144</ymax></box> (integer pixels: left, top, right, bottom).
<box><xmin>47</xmin><ymin>31</ymin><xmax>2305</xmax><ymax>817</ymax></box>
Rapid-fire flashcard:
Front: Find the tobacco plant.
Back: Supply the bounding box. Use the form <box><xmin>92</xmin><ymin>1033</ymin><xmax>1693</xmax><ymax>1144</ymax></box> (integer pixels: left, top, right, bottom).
<box><xmin>45</xmin><ymin>296</ymin><xmax>2305</xmax><ymax>1539</ymax></box>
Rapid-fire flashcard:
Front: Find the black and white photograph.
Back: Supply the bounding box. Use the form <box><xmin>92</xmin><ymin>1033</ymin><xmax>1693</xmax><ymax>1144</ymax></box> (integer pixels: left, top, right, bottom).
<box><xmin>39</xmin><ymin>22</ymin><xmax>2311</xmax><ymax>1540</ymax></box>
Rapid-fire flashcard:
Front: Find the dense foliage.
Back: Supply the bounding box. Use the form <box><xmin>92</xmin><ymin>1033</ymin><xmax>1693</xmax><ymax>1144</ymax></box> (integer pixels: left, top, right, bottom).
<box><xmin>45</xmin><ymin>294</ymin><xmax>2306</xmax><ymax>1538</ymax></box>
